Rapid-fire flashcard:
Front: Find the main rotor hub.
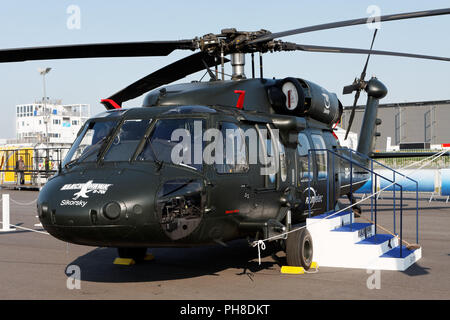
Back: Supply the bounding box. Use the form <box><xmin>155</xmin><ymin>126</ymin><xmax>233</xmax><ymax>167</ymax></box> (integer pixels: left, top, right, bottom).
<box><xmin>199</xmin><ymin>29</ymin><xmax>274</xmax><ymax>55</ymax></box>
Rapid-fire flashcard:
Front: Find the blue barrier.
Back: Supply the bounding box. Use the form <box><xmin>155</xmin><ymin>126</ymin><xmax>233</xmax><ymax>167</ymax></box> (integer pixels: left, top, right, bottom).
<box><xmin>355</xmin><ymin>179</ymin><xmax>372</xmax><ymax>194</ymax></box>
<box><xmin>379</xmin><ymin>169</ymin><xmax>435</xmax><ymax>192</ymax></box>
<box><xmin>441</xmin><ymin>169</ymin><xmax>450</xmax><ymax>196</ymax></box>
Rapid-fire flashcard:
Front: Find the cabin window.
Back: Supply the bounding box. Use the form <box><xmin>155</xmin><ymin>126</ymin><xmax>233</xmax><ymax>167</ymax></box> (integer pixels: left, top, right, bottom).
<box><xmin>103</xmin><ymin>119</ymin><xmax>151</xmax><ymax>162</ymax></box>
<box><xmin>215</xmin><ymin>122</ymin><xmax>248</xmax><ymax>174</ymax></box>
<box><xmin>255</xmin><ymin>124</ymin><xmax>279</xmax><ymax>188</ymax></box>
<box><xmin>265</xmin><ymin>138</ymin><xmax>276</xmax><ymax>186</ymax></box>
<box><xmin>311</xmin><ymin>134</ymin><xmax>327</xmax><ymax>180</ymax></box>
<box><xmin>137</xmin><ymin>118</ymin><xmax>205</xmax><ymax>171</ymax></box>
<box><xmin>297</xmin><ymin>133</ymin><xmax>312</xmax><ymax>181</ymax></box>
<box><xmin>278</xmin><ymin>140</ymin><xmax>287</xmax><ymax>182</ymax></box>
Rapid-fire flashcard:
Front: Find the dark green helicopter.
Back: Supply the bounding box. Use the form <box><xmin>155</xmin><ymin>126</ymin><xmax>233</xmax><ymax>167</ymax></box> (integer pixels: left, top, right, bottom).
<box><xmin>1</xmin><ymin>8</ymin><xmax>449</xmax><ymax>269</ymax></box>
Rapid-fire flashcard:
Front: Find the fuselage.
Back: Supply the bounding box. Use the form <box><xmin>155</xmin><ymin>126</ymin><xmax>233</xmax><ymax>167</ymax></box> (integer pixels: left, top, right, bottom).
<box><xmin>38</xmin><ymin>75</ymin><xmax>375</xmax><ymax>248</ymax></box>
<box><xmin>38</xmin><ymin>104</ymin><xmax>367</xmax><ymax>248</ymax></box>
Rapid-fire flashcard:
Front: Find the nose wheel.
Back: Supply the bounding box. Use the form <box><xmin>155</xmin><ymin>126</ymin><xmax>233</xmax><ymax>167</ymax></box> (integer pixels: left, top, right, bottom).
<box><xmin>285</xmin><ymin>228</ymin><xmax>313</xmax><ymax>269</ymax></box>
<box><xmin>117</xmin><ymin>247</ymin><xmax>148</xmax><ymax>262</ymax></box>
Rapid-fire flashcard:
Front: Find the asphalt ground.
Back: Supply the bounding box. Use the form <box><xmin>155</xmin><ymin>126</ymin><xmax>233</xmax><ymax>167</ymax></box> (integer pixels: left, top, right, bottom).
<box><xmin>0</xmin><ymin>189</ymin><xmax>449</xmax><ymax>300</ymax></box>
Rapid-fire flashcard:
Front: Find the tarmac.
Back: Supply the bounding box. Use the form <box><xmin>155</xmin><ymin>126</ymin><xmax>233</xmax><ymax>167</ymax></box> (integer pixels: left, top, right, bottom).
<box><xmin>0</xmin><ymin>189</ymin><xmax>449</xmax><ymax>300</ymax></box>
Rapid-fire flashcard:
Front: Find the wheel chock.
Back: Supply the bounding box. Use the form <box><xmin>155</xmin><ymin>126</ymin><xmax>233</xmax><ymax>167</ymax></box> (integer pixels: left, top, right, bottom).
<box><xmin>144</xmin><ymin>253</ymin><xmax>155</xmax><ymax>261</ymax></box>
<box><xmin>113</xmin><ymin>258</ymin><xmax>135</xmax><ymax>266</ymax></box>
<box><xmin>281</xmin><ymin>262</ymin><xmax>318</xmax><ymax>274</ymax></box>
<box><xmin>281</xmin><ymin>266</ymin><xmax>305</xmax><ymax>274</ymax></box>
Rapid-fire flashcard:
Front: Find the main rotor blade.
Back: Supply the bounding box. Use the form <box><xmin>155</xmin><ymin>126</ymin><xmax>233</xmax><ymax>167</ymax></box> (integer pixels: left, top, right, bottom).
<box><xmin>103</xmin><ymin>52</ymin><xmax>228</xmax><ymax>108</ymax></box>
<box><xmin>0</xmin><ymin>40</ymin><xmax>197</xmax><ymax>63</ymax></box>
<box><xmin>250</xmin><ymin>8</ymin><xmax>450</xmax><ymax>44</ymax></box>
<box><xmin>288</xmin><ymin>43</ymin><xmax>450</xmax><ymax>62</ymax></box>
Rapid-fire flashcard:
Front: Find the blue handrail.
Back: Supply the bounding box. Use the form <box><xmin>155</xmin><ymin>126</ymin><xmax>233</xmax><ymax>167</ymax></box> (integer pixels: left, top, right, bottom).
<box><xmin>337</xmin><ymin>148</ymin><xmax>419</xmax><ymax>244</ymax></box>
<box><xmin>307</xmin><ymin>148</ymin><xmax>410</xmax><ymax>257</ymax></box>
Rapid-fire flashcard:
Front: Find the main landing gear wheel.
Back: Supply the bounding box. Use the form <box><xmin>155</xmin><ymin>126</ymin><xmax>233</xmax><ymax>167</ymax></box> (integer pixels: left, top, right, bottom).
<box><xmin>285</xmin><ymin>228</ymin><xmax>313</xmax><ymax>269</ymax></box>
<box><xmin>117</xmin><ymin>247</ymin><xmax>147</xmax><ymax>262</ymax></box>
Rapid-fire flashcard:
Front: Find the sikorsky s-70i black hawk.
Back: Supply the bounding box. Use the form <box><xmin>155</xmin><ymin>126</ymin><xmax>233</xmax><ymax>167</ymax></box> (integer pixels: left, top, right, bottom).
<box><xmin>1</xmin><ymin>8</ymin><xmax>449</xmax><ymax>269</ymax></box>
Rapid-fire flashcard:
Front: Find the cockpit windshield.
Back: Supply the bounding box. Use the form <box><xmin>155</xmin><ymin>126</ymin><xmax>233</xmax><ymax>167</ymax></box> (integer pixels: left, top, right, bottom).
<box><xmin>103</xmin><ymin>119</ymin><xmax>151</xmax><ymax>162</ymax></box>
<box><xmin>63</xmin><ymin>119</ymin><xmax>118</xmax><ymax>167</ymax></box>
<box><xmin>63</xmin><ymin>116</ymin><xmax>205</xmax><ymax>171</ymax></box>
<box><xmin>137</xmin><ymin>118</ymin><xmax>205</xmax><ymax>171</ymax></box>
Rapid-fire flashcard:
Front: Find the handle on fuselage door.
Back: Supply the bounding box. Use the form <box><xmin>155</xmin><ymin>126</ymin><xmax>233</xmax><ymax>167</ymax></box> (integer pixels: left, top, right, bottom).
<box><xmin>206</xmin><ymin>180</ymin><xmax>216</xmax><ymax>188</ymax></box>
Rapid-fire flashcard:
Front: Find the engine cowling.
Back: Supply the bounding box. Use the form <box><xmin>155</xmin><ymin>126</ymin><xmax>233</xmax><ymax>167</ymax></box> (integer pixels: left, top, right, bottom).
<box><xmin>267</xmin><ymin>77</ymin><xmax>342</xmax><ymax>125</ymax></box>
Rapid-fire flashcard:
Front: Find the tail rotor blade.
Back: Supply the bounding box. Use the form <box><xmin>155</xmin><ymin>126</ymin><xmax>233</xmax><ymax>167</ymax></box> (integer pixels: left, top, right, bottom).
<box><xmin>343</xmin><ymin>83</ymin><xmax>359</xmax><ymax>95</ymax></box>
<box><xmin>360</xmin><ymin>29</ymin><xmax>378</xmax><ymax>81</ymax></box>
<box><xmin>344</xmin><ymin>29</ymin><xmax>378</xmax><ymax>139</ymax></box>
<box><xmin>344</xmin><ymin>91</ymin><xmax>361</xmax><ymax>140</ymax></box>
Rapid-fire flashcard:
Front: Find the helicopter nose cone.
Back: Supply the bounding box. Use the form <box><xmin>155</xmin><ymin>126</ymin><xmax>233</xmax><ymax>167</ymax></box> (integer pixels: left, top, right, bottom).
<box><xmin>37</xmin><ymin>166</ymin><xmax>160</xmax><ymax>247</ymax></box>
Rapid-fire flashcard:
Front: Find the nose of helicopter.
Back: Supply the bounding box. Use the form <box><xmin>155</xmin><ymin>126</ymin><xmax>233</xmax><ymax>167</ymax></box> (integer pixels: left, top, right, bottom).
<box><xmin>37</xmin><ymin>167</ymin><xmax>161</xmax><ymax>247</ymax></box>
<box><xmin>38</xmin><ymin>165</ymin><xmax>207</xmax><ymax>247</ymax></box>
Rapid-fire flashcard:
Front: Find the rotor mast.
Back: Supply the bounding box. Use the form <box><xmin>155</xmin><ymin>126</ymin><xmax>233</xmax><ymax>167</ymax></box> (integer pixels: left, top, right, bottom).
<box><xmin>230</xmin><ymin>53</ymin><xmax>246</xmax><ymax>80</ymax></box>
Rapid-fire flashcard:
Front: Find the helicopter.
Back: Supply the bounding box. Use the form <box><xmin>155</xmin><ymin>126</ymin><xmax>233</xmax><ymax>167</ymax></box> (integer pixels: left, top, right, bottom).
<box><xmin>1</xmin><ymin>8</ymin><xmax>449</xmax><ymax>270</ymax></box>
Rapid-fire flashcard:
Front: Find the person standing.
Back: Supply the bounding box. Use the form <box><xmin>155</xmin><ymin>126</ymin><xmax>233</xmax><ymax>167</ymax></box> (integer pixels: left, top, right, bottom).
<box><xmin>16</xmin><ymin>156</ymin><xmax>25</xmax><ymax>185</ymax></box>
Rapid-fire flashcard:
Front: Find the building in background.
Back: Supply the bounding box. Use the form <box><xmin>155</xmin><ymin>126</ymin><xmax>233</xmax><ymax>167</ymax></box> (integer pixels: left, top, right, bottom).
<box><xmin>0</xmin><ymin>100</ymin><xmax>90</xmax><ymax>187</ymax></box>
<box><xmin>341</xmin><ymin>100</ymin><xmax>450</xmax><ymax>151</ymax></box>
<box><xmin>14</xmin><ymin>99</ymin><xmax>90</xmax><ymax>144</ymax></box>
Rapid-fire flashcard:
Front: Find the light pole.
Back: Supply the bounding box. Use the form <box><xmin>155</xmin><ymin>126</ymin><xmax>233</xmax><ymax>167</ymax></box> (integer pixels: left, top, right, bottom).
<box><xmin>38</xmin><ymin>67</ymin><xmax>51</xmax><ymax>143</ymax></box>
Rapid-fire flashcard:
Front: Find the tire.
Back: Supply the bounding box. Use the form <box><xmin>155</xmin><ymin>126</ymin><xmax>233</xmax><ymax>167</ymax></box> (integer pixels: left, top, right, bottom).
<box><xmin>285</xmin><ymin>228</ymin><xmax>313</xmax><ymax>269</ymax></box>
<box><xmin>117</xmin><ymin>247</ymin><xmax>147</xmax><ymax>262</ymax></box>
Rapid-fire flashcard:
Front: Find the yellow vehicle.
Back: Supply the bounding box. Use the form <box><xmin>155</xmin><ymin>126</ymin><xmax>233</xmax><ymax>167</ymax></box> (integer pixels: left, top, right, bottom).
<box><xmin>0</xmin><ymin>146</ymin><xmax>34</xmax><ymax>185</ymax></box>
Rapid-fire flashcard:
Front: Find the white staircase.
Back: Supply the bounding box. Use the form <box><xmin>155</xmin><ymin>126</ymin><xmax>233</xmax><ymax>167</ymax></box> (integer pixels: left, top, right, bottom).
<box><xmin>306</xmin><ymin>210</ymin><xmax>422</xmax><ymax>271</ymax></box>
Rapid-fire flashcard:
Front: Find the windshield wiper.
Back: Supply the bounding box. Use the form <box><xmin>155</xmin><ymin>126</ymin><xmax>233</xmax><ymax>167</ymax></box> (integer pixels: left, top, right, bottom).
<box><xmin>65</xmin><ymin>136</ymin><xmax>109</xmax><ymax>168</ymax></box>
<box><xmin>96</xmin><ymin>132</ymin><xmax>116</xmax><ymax>162</ymax></box>
<box><xmin>64</xmin><ymin>158</ymin><xmax>78</xmax><ymax>169</ymax></box>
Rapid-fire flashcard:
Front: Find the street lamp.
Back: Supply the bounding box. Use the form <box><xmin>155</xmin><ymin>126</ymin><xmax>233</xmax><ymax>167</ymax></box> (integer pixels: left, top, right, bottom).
<box><xmin>38</xmin><ymin>67</ymin><xmax>51</xmax><ymax>143</ymax></box>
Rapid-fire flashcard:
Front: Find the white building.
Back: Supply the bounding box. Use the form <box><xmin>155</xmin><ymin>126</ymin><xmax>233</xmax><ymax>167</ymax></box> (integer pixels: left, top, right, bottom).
<box><xmin>334</xmin><ymin>126</ymin><xmax>358</xmax><ymax>151</ymax></box>
<box><xmin>15</xmin><ymin>100</ymin><xmax>90</xmax><ymax>144</ymax></box>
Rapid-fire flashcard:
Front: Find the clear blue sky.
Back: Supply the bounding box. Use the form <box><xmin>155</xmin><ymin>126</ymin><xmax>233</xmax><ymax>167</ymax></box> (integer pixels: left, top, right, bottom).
<box><xmin>0</xmin><ymin>0</ymin><xmax>449</xmax><ymax>138</ymax></box>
